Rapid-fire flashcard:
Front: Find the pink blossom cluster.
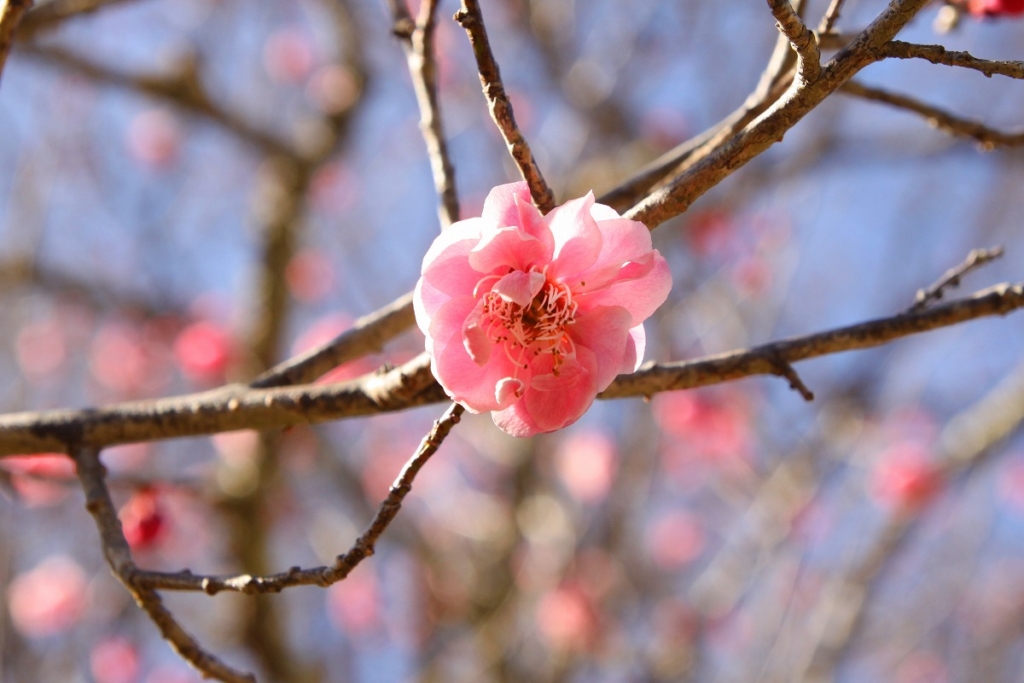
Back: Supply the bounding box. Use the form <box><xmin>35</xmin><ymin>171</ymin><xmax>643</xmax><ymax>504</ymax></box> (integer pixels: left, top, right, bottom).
<box><xmin>414</xmin><ymin>182</ymin><xmax>671</xmax><ymax>436</ymax></box>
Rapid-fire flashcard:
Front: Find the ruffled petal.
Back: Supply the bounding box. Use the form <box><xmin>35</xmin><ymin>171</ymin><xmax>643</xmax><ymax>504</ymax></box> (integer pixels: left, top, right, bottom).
<box><xmin>547</xmin><ymin>192</ymin><xmax>603</xmax><ymax>279</ymax></box>
<box><xmin>462</xmin><ymin>300</ymin><xmax>491</xmax><ymax>365</ymax></box>
<box><xmin>430</xmin><ymin>296</ymin><xmax>520</xmax><ymax>411</ymax></box>
<box><xmin>495</xmin><ymin>377</ymin><xmax>525</xmax><ymax>408</ymax></box>
<box><xmin>567</xmin><ymin>305</ymin><xmax>633</xmax><ymax>391</ymax></box>
<box><xmin>491</xmin><ymin>401</ymin><xmax>542</xmax><ymax>437</ymax></box>
<box><xmin>521</xmin><ymin>345</ymin><xmax>599</xmax><ymax>433</ymax></box>
<box><xmin>421</xmin><ymin>217</ymin><xmax>484</xmax><ymax>271</ymax></box>
<box><xmin>577</xmin><ymin>250</ymin><xmax>672</xmax><ymax>326</ymax></box>
<box><xmin>569</xmin><ymin>217</ymin><xmax>654</xmax><ymax>293</ymax></box>
<box><xmin>626</xmin><ymin>324</ymin><xmax>646</xmax><ymax>373</ymax></box>
<box><xmin>492</xmin><ymin>270</ymin><xmax>545</xmax><ymax>307</ymax></box>
<box><xmin>469</xmin><ymin>226</ymin><xmax>547</xmax><ymax>274</ymax></box>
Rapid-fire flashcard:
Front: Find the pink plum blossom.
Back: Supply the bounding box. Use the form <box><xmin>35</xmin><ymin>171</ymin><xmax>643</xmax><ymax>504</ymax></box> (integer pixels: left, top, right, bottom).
<box><xmin>414</xmin><ymin>181</ymin><xmax>671</xmax><ymax>436</ymax></box>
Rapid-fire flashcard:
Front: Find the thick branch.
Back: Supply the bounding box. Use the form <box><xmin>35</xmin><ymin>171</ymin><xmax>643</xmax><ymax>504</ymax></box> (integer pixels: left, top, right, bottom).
<box><xmin>454</xmin><ymin>0</ymin><xmax>554</xmax><ymax>213</ymax></box>
<box><xmin>2</xmin><ymin>283</ymin><xmax>1022</xmax><ymax>456</ymax></box>
<box><xmin>626</xmin><ymin>0</ymin><xmax>931</xmax><ymax>229</ymax></box>
<box><xmin>841</xmin><ymin>80</ymin><xmax>1024</xmax><ymax>149</ymax></box>
<box><xmin>73</xmin><ymin>447</ymin><xmax>255</xmax><ymax>683</ymax></box>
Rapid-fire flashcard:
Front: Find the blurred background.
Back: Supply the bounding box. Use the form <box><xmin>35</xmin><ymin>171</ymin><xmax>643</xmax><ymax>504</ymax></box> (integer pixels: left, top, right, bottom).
<box><xmin>2</xmin><ymin>0</ymin><xmax>1024</xmax><ymax>681</ymax></box>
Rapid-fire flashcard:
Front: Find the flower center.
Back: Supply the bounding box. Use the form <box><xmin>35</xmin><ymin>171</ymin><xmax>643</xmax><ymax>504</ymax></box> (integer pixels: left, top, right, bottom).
<box><xmin>479</xmin><ymin>274</ymin><xmax>578</xmax><ymax>372</ymax></box>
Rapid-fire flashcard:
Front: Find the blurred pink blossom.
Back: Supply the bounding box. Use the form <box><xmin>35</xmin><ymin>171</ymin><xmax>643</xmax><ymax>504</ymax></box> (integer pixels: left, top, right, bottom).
<box><xmin>555</xmin><ymin>430</ymin><xmax>617</xmax><ymax>502</ymax></box>
<box><xmin>415</xmin><ymin>182</ymin><xmax>671</xmax><ymax>436</ymax></box>
<box><xmin>7</xmin><ymin>555</ymin><xmax>89</xmax><ymax>638</ymax></box>
<box><xmin>173</xmin><ymin>321</ymin><xmax>234</xmax><ymax>384</ymax></box>
<box><xmin>1</xmin><ymin>454</ymin><xmax>76</xmax><ymax>507</ymax></box>
<box><xmin>90</xmin><ymin>636</ymin><xmax>140</xmax><ymax>683</ymax></box>
<box><xmin>326</xmin><ymin>566</ymin><xmax>381</xmax><ymax>637</ymax></box>
<box><xmin>535</xmin><ymin>584</ymin><xmax>601</xmax><ymax>652</ymax></box>
<box><xmin>126</xmin><ymin>109</ymin><xmax>181</xmax><ymax>169</ymax></box>
<box><xmin>263</xmin><ymin>28</ymin><xmax>316</xmax><ymax>84</ymax></box>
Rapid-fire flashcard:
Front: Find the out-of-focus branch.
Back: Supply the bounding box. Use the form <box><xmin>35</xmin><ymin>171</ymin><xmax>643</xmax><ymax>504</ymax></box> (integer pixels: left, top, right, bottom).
<box><xmin>880</xmin><ymin>41</ymin><xmax>1024</xmax><ymax>80</ymax></box>
<box><xmin>252</xmin><ymin>291</ymin><xmax>415</xmax><ymax>388</ymax></box>
<box><xmin>454</xmin><ymin>0</ymin><xmax>555</xmax><ymax>213</ymax></box>
<box><xmin>840</xmin><ymin>80</ymin><xmax>1024</xmax><ymax>149</ymax></box>
<box><xmin>17</xmin><ymin>0</ymin><xmax>134</xmax><ymax>38</ymax></box>
<box><xmin>22</xmin><ymin>44</ymin><xmax>295</xmax><ymax>157</ymax></box>
<box><xmin>767</xmin><ymin>0</ymin><xmax>821</xmax><ymax>84</ymax></box>
<box><xmin>0</xmin><ymin>0</ymin><xmax>32</xmax><ymax>82</ymax></box>
<box><xmin>72</xmin><ymin>446</ymin><xmax>255</xmax><ymax>683</ymax></box>
<box><xmin>124</xmin><ymin>402</ymin><xmax>463</xmax><ymax>594</ymax></box>
<box><xmin>389</xmin><ymin>0</ymin><xmax>459</xmax><ymax>227</ymax></box>
<box><xmin>818</xmin><ymin>0</ymin><xmax>848</xmax><ymax>33</ymax></box>
<box><xmin>910</xmin><ymin>246</ymin><xmax>1004</xmax><ymax>312</ymax></box>
<box><xmin>802</xmin><ymin>358</ymin><xmax>1024</xmax><ymax>680</ymax></box>
<box><xmin>2</xmin><ymin>283</ymin><xmax>1023</xmax><ymax>456</ymax></box>
<box><xmin>625</xmin><ymin>0</ymin><xmax>931</xmax><ymax>229</ymax></box>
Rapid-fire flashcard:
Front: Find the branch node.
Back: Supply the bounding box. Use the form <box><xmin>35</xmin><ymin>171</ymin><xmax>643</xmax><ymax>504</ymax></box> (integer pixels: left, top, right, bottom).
<box><xmin>766</xmin><ymin>353</ymin><xmax>815</xmax><ymax>401</ymax></box>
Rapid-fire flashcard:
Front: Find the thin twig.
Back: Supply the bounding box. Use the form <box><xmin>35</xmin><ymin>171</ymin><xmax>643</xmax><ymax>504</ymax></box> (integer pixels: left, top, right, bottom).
<box><xmin>127</xmin><ymin>402</ymin><xmax>464</xmax><ymax>594</ymax></box>
<box><xmin>818</xmin><ymin>0</ymin><xmax>847</xmax><ymax>34</ymax></box>
<box><xmin>880</xmin><ymin>41</ymin><xmax>1024</xmax><ymax>80</ymax></box>
<box><xmin>72</xmin><ymin>446</ymin><xmax>256</xmax><ymax>683</ymax></box>
<box><xmin>910</xmin><ymin>246</ymin><xmax>1004</xmax><ymax>312</ymax></box>
<box><xmin>625</xmin><ymin>0</ymin><xmax>932</xmax><ymax>229</ymax></box>
<box><xmin>840</xmin><ymin>80</ymin><xmax>1024</xmax><ymax>149</ymax></box>
<box><xmin>599</xmin><ymin>6</ymin><xmax>799</xmax><ymax>212</ymax></box>
<box><xmin>767</xmin><ymin>0</ymin><xmax>821</xmax><ymax>84</ymax></box>
<box><xmin>454</xmin><ymin>0</ymin><xmax>555</xmax><ymax>213</ymax></box>
<box><xmin>252</xmin><ymin>291</ymin><xmax>415</xmax><ymax>388</ymax></box>
<box><xmin>2</xmin><ymin>283</ymin><xmax>1023</xmax><ymax>456</ymax></box>
<box><xmin>0</xmin><ymin>0</ymin><xmax>32</xmax><ymax>83</ymax></box>
<box><xmin>766</xmin><ymin>353</ymin><xmax>815</xmax><ymax>401</ymax></box>
<box><xmin>390</xmin><ymin>0</ymin><xmax>460</xmax><ymax>227</ymax></box>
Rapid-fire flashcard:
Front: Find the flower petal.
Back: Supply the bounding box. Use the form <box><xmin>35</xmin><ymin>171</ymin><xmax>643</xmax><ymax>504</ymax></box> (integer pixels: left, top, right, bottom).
<box><xmin>547</xmin><ymin>192</ymin><xmax>603</xmax><ymax>279</ymax></box>
<box><xmin>491</xmin><ymin>402</ymin><xmax>542</xmax><ymax>437</ymax></box>
<box><xmin>568</xmin><ymin>305</ymin><xmax>633</xmax><ymax>390</ymax></box>
<box><xmin>421</xmin><ymin>217</ymin><xmax>484</xmax><ymax>271</ymax></box>
<box><xmin>521</xmin><ymin>345</ymin><xmax>599</xmax><ymax>432</ymax></box>
<box><xmin>627</xmin><ymin>324</ymin><xmax>646</xmax><ymax>373</ymax></box>
<box><xmin>577</xmin><ymin>250</ymin><xmax>672</xmax><ymax>326</ymax></box>
<box><xmin>462</xmin><ymin>301</ymin><xmax>491</xmax><ymax>365</ymax></box>
<box><xmin>469</xmin><ymin>226</ymin><xmax>547</xmax><ymax>274</ymax></box>
<box><xmin>432</xmin><ymin>313</ymin><xmax>518</xmax><ymax>414</ymax></box>
<box><xmin>496</xmin><ymin>377</ymin><xmax>525</xmax><ymax>408</ymax></box>
<box><xmin>492</xmin><ymin>270</ymin><xmax>545</xmax><ymax>307</ymax></box>
<box><xmin>570</xmin><ymin>217</ymin><xmax>655</xmax><ymax>293</ymax></box>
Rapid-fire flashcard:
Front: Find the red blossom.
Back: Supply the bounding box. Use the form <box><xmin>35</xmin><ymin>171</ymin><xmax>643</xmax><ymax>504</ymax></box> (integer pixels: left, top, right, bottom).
<box><xmin>967</xmin><ymin>0</ymin><xmax>1024</xmax><ymax>16</ymax></box>
<box><xmin>119</xmin><ymin>487</ymin><xmax>167</xmax><ymax>552</ymax></box>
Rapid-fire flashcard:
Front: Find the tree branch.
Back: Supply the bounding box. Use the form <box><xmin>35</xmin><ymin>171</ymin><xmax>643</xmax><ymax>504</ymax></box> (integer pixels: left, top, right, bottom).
<box><xmin>625</xmin><ymin>0</ymin><xmax>931</xmax><ymax>230</ymax></box>
<box><xmin>389</xmin><ymin>0</ymin><xmax>460</xmax><ymax>227</ymax></box>
<box><xmin>126</xmin><ymin>402</ymin><xmax>463</xmax><ymax>594</ymax></box>
<box><xmin>880</xmin><ymin>40</ymin><xmax>1024</xmax><ymax>80</ymax></box>
<box><xmin>251</xmin><ymin>291</ymin><xmax>415</xmax><ymax>388</ymax></box>
<box><xmin>767</xmin><ymin>0</ymin><xmax>821</xmax><ymax>84</ymax></box>
<box><xmin>841</xmin><ymin>80</ymin><xmax>1024</xmax><ymax>149</ymax></box>
<box><xmin>0</xmin><ymin>0</ymin><xmax>32</xmax><ymax>83</ymax></box>
<box><xmin>72</xmin><ymin>446</ymin><xmax>256</xmax><ymax>683</ymax></box>
<box><xmin>3</xmin><ymin>283</ymin><xmax>1022</xmax><ymax>456</ymax></box>
<box><xmin>910</xmin><ymin>246</ymin><xmax>1004</xmax><ymax>312</ymax></box>
<box><xmin>454</xmin><ymin>0</ymin><xmax>555</xmax><ymax>213</ymax></box>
